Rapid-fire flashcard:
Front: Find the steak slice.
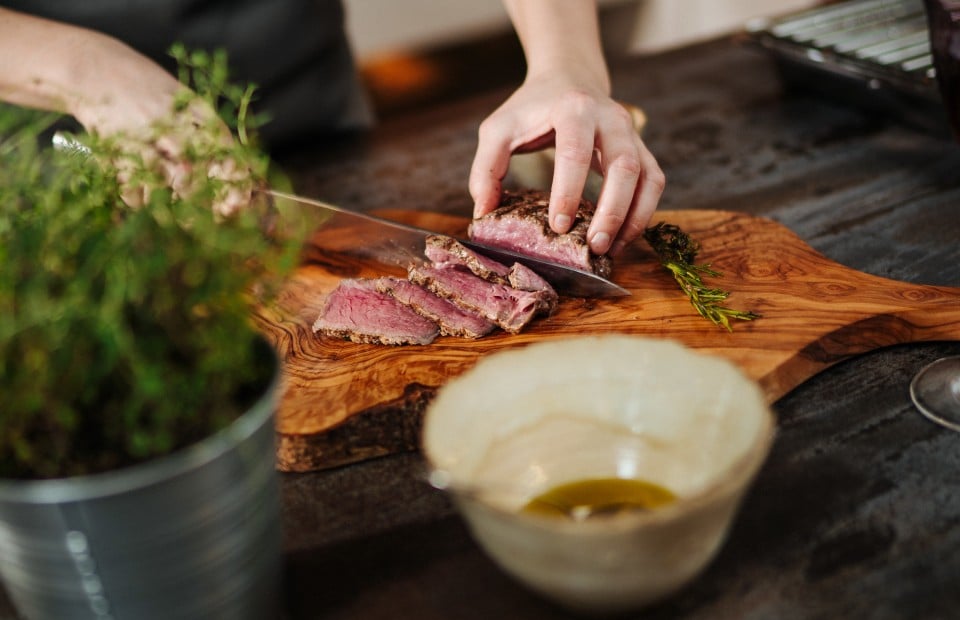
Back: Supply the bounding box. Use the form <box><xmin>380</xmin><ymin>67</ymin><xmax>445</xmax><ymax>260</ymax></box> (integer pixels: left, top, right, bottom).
<box><xmin>408</xmin><ymin>264</ymin><xmax>554</xmax><ymax>334</ymax></box>
<box><xmin>467</xmin><ymin>189</ymin><xmax>612</xmax><ymax>279</ymax></box>
<box><xmin>507</xmin><ymin>262</ymin><xmax>556</xmax><ymax>299</ymax></box>
<box><xmin>424</xmin><ymin>235</ymin><xmax>511</xmax><ymax>283</ymax></box>
<box><xmin>312</xmin><ymin>278</ymin><xmax>439</xmax><ymax>345</ymax></box>
<box><xmin>374</xmin><ymin>276</ymin><xmax>495</xmax><ymax>339</ymax></box>
<box><xmin>424</xmin><ymin>234</ymin><xmax>558</xmax><ymax>311</ymax></box>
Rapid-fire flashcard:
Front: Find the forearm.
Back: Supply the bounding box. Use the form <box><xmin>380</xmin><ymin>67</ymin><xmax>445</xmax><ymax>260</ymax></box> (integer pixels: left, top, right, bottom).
<box><xmin>0</xmin><ymin>9</ymin><xmax>101</xmax><ymax>114</ymax></box>
<box><xmin>502</xmin><ymin>0</ymin><xmax>611</xmax><ymax>95</ymax></box>
<box><xmin>0</xmin><ymin>8</ymin><xmax>181</xmax><ymax>135</ymax></box>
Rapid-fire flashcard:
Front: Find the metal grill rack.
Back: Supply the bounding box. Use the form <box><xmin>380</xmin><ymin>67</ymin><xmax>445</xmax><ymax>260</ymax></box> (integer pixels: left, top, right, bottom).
<box><xmin>746</xmin><ymin>0</ymin><xmax>950</xmax><ymax>134</ymax></box>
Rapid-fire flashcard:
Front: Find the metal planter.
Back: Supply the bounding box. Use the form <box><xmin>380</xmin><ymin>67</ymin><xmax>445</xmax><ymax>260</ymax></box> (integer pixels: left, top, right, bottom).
<box><xmin>0</xmin><ymin>352</ymin><xmax>283</xmax><ymax>620</ymax></box>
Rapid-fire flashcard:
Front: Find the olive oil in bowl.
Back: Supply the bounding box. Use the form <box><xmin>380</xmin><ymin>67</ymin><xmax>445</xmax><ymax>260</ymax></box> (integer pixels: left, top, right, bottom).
<box><xmin>522</xmin><ymin>478</ymin><xmax>676</xmax><ymax>521</ymax></box>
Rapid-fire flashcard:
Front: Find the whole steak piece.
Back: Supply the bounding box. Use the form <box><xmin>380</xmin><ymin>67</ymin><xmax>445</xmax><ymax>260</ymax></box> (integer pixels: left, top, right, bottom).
<box><xmin>467</xmin><ymin>189</ymin><xmax>612</xmax><ymax>279</ymax></box>
<box><xmin>312</xmin><ymin>278</ymin><xmax>439</xmax><ymax>345</ymax></box>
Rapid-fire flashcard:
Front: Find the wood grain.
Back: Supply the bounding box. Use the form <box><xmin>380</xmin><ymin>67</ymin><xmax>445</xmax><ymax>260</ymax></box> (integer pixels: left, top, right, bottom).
<box><xmin>254</xmin><ymin>209</ymin><xmax>960</xmax><ymax>472</ymax></box>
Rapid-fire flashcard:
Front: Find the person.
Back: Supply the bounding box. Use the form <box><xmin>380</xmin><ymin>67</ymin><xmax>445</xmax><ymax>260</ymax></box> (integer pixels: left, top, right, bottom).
<box><xmin>0</xmin><ymin>0</ymin><xmax>663</xmax><ymax>255</ymax></box>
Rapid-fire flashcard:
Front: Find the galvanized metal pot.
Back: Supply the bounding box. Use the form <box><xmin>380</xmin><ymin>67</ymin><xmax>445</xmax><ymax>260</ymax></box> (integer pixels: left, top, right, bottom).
<box><xmin>0</xmin><ymin>348</ymin><xmax>283</xmax><ymax>620</ymax></box>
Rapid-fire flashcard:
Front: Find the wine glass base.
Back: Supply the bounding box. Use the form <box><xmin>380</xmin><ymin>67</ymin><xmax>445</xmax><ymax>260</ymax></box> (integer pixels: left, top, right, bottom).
<box><xmin>910</xmin><ymin>356</ymin><xmax>960</xmax><ymax>432</ymax></box>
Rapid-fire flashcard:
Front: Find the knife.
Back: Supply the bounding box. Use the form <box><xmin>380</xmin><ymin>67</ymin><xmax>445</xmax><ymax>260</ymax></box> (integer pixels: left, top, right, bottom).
<box><xmin>48</xmin><ymin>131</ymin><xmax>629</xmax><ymax>298</ymax></box>
<box><xmin>264</xmin><ymin>189</ymin><xmax>630</xmax><ymax>298</ymax></box>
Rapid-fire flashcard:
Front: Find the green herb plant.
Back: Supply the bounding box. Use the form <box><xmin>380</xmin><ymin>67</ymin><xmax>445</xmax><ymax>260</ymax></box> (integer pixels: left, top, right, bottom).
<box><xmin>643</xmin><ymin>222</ymin><xmax>760</xmax><ymax>331</ymax></box>
<box><xmin>0</xmin><ymin>47</ymin><xmax>300</xmax><ymax>479</ymax></box>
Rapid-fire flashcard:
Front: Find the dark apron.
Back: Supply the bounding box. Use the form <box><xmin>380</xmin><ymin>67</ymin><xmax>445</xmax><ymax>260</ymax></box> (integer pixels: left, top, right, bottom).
<box><xmin>1</xmin><ymin>0</ymin><xmax>374</xmax><ymax>150</ymax></box>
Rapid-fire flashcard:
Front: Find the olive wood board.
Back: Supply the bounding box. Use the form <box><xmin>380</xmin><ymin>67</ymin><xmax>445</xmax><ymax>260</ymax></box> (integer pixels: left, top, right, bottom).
<box><xmin>253</xmin><ymin>209</ymin><xmax>960</xmax><ymax>472</ymax></box>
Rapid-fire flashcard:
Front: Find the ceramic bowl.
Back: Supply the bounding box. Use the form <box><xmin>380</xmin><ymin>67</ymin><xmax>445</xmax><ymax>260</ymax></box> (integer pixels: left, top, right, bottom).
<box><xmin>421</xmin><ymin>335</ymin><xmax>775</xmax><ymax>614</ymax></box>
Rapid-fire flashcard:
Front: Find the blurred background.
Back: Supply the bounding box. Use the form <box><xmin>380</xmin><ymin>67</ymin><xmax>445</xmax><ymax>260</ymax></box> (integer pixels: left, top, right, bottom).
<box><xmin>344</xmin><ymin>0</ymin><xmax>820</xmax><ymax>117</ymax></box>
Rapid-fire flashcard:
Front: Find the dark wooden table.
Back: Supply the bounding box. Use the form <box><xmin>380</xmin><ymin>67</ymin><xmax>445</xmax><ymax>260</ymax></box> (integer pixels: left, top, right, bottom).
<box><xmin>3</xmin><ymin>34</ymin><xmax>959</xmax><ymax>620</ymax></box>
<box><xmin>278</xmin><ymin>35</ymin><xmax>960</xmax><ymax>620</ymax></box>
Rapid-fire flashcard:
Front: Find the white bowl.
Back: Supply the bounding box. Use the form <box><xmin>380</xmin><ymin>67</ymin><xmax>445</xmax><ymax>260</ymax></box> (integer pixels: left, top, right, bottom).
<box><xmin>422</xmin><ymin>335</ymin><xmax>775</xmax><ymax>614</ymax></box>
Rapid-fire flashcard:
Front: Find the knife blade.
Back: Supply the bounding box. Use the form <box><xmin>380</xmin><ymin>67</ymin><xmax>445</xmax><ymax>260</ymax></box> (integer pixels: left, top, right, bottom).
<box><xmin>265</xmin><ymin>189</ymin><xmax>630</xmax><ymax>298</ymax></box>
<box><xmin>49</xmin><ymin>131</ymin><xmax>631</xmax><ymax>297</ymax></box>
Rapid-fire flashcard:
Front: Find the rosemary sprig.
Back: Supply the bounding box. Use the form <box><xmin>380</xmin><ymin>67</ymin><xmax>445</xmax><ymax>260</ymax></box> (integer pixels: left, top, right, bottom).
<box><xmin>643</xmin><ymin>222</ymin><xmax>760</xmax><ymax>331</ymax></box>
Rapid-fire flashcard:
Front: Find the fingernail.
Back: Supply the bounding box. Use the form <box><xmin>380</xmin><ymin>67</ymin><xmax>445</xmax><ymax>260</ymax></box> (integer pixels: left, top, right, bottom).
<box><xmin>554</xmin><ymin>214</ymin><xmax>572</xmax><ymax>232</ymax></box>
<box><xmin>591</xmin><ymin>232</ymin><xmax>611</xmax><ymax>254</ymax></box>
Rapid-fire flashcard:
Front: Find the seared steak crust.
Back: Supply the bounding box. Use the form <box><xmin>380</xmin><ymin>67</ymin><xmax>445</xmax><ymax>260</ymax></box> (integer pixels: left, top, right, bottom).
<box><xmin>467</xmin><ymin>189</ymin><xmax>612</xmax><ymax>279</ymax></box>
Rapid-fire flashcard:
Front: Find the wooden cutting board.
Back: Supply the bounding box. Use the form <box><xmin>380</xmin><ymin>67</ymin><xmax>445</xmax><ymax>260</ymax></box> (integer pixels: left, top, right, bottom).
<box><xmin>253</xmin><ymin>209</ymin><xmax>960</xmax><ymax>472</ymax></box>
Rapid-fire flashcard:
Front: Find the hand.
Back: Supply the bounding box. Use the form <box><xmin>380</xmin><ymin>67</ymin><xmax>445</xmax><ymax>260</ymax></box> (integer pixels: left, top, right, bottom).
<box><xmin>70</xmin><ymin>36</ymin><xmax>252</xmax><ymax>216</ymax></box>
<box><xmin>470</xmin><ymin>74</ymin><xmax>664</xmax><ymax>258</ymax></box>
<box><xmin>107</xmin><ymin>101</ymin><xmax>253</xmax><ymax>218</ymax></box>
<box><xmin>107</xmin><ymin>102</ymin><xmax>253</xmax><ymax>219</ymax></box>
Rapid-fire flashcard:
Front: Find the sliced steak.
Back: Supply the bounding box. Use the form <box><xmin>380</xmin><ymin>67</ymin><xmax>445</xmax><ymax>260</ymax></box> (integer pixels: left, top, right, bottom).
<box><xmin>467</xmin><ymin>189</ymin><xmax>612</xmax><ymax>279</ymax></box>
<box><xmin>425</xmin><ymin>234</ymin><xmax>511</xmax><ymax>283</ymax></box>
<box><xmin>408</xmin><ymin>264</ymin><xmax>554</xmax><ymax>334</ymax></box>
<box><xmin>505</xmin><ymin>263</ymin><xmax>558</xmax><ymax>313</ymax></box>
<box><xmin>312</xmin><ymin>278</ymin><xmax>439</xmax><ymax>345</ymax></box>
<box><xmin>374</xmin><ymin>276</ymin><xmax>495</xmax><ymax>339</ymax></box>
<box><xmin>425</xmin><ymin>234</ymin><xmax>558</xmax><ymax>311</ymax></box>
<box><xmin>507</xmin><ymin>262</ymin><xmax>555</xmax><ymax>297</ymax></box>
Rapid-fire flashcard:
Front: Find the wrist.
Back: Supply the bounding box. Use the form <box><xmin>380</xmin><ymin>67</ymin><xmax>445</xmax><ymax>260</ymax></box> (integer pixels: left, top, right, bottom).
<box><xmin>526</xmin><ymin>55</ymin><xmax>611</xmax><ymax>97</ymax></box>
<box><xmin>504</xmin><ymin>0</ymin><xmax>611</xmax><ymax>96</ymax></box>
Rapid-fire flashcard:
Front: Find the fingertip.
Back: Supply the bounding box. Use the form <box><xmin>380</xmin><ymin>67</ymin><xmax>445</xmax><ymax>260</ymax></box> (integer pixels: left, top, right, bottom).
<box><xmin>552</xmin><ymin>212</ymin><xmax>572</xmax><ymax>234</ymax></box>
<box><xmin>473</xmin><ymin>200</ymin><xmax>493</xmax><ymax>219</ymax></box>
<box><xmin>589</xmin><ymin>231</ymin><xmax>612</xmax><ymax>255</ymax></box>
<box><xmin>471</xmin><ymin>182</ymin><xmax>502</xmax><ymax>219</ymax></box>
<box><xmin>548</xmin><ymin>193</ymin><xmax>582</xmax><ymax>234</ymax></box>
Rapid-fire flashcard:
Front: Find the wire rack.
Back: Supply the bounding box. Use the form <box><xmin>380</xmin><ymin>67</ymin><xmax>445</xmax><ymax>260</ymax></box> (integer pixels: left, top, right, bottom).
<box><xmin>746</xmin><ymin>0</ymin><xmax>951</xmax><ymax>134</ymax></box>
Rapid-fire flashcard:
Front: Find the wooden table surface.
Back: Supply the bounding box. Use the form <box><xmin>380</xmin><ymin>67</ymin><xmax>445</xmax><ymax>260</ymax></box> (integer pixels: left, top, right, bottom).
<box><xmin>5</xmin><ymin>34</ymin><xmax>959</xmax><ymax>620</ymax></box>
<box><xmin>276</xmin><ymin>35</ymin><xmax>960</xmax><ymax>620</ymax></box>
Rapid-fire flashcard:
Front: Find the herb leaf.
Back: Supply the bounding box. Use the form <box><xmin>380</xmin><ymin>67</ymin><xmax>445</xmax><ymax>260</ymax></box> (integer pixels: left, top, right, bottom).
<box><xmin>643</xmin><ymin>222</ymin><xmax>760</xmax><ymax>331</ymax></box>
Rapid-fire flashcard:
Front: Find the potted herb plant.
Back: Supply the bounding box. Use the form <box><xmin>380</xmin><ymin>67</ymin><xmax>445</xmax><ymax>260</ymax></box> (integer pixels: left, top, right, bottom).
<box><xmin>0</xmin><ymin>47</ymin><xmax>299</xmax><ymax>620</ymax></box>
